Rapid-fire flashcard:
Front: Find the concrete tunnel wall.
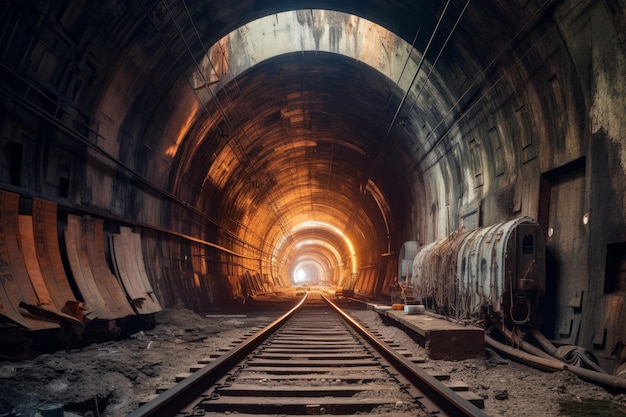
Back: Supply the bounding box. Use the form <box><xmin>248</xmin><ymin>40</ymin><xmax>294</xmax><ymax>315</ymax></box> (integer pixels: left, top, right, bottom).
<box><xmin>0</xmin><ymin>0</ymin><xmax>625</xmax><ymax>369</ymax></box>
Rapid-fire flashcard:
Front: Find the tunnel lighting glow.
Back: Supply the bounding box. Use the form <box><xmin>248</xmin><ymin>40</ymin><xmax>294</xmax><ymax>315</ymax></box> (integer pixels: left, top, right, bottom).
<box><xmin>292</xmin><ymin>260</ymin><xmax>325</xmax><ymax>284</ymax></box>
<box><xmin>295</xmin><ymin>268</ymin><xmax>307</xmax><ymax>282</ymax></box>
<box><xmin>292</xmin><ymin>221</ymin><xmax>357</xmax><ymax>274</ymax></box>
<box><xmin>272</xmin><ymin>221</ymin><xmax>356</xmax><ymax>274</ymax></box>
<box><xmin>583</xmin><ymin>213</ymin><xmax>590</xmax><ymax>225</ymax></box>
<box><xmin>294</xmin><ymin>239</ymin><xmax>328</xmax><ymax>249</ymax></box>
<box><xmin>166</xmin><ymin>101</ymin><xmax>199</xmax><ymax>157</ymax></box>
<box><xmin>293</xmin><ymin>240</ymin><xmax>344</xmax><ymax>271</ymax></box>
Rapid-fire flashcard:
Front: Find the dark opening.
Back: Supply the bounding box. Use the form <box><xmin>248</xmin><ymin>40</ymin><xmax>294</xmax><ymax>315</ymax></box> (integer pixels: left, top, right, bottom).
<box><xmin>59</xmin><ymin>176</ymin><xmax>69</xmax><ymax>198</ymax></box>
<box><xmin>522</xmin><ymin>234</ymin><xmax>534</xmax><ymax>254</ymax></box>
<box><xmin>8</xmin><ymin>141</ymin><xmax>23</xmax><ymax>186</ymax></box>
<box><xmin>605</xmin><ymin>242</ymin><xmax>626</xmax><ymax>294</ymax></box>
<box><xmin>56</xmin><ymin>148</ymin><xmax>73</xmax><ymax>198</ymax></box>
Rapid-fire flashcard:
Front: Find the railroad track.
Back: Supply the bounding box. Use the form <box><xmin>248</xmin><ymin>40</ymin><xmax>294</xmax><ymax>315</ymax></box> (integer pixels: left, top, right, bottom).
<box><xmin>128</xmin><ymin>292</ymin><xmax>489</xmax><ymax>417</ymax></box>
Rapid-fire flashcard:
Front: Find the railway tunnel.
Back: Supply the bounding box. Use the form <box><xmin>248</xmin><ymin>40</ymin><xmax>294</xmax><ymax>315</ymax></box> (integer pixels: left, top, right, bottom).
<box><xmin>0</xmin><ymin>0</ymin><xmax>625</xmax><ymax>374</ymax></box>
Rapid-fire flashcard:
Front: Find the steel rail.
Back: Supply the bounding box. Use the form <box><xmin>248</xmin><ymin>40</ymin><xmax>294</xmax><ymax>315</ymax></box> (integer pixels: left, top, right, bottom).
<box><xmin>125</xmin><ymin>293</ymin><xmax>308</xmax><ymax>417</ymax></box>
<box><xmin>128</xmin><ymin>292</ymin><xmax>487</xmax><ymax>416</ymax></box>
<box><xmin>321</xmin><ymin>293</ymin><xmax>490</xmax><ymax>417</ymax></box>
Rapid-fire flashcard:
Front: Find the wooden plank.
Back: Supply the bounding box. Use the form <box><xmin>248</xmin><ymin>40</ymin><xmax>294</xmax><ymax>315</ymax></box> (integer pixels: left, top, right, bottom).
<box><xmin>382</xmin><ymin>310</ymin><xmax>484</xmax><ymax>360</ymax></box>
<box><xmin>242</xmin><ymin>365</ymin><xmax>383</xmax><ymax>374</ymax></box>
<box><xmin>199</xmin><ymin>395</ymin><xmax>403</xmax><ymax>413</ymax></box>
<box><xmin>216</xmin><ymin>383</ymin><xmax>398</xmax><ymax>397</ymax></box>
<box><xmin>85</xmin><ymin>218</ymin><xmax>134</xmax><ymax>317</ymax></box>
<box><xmin>0</xmin><ymin>191</ymin><xmax>59</xmax><ymax>330</ymax></box>
<box><xmin>32</xmin><ymin>199</ymin><xmax>85</xmax><ymax>321</ymax></box>
<box><xmin>64</xmin><ymin>215</ymin><xmax>115</xmax><ymax>320</ymax></box>
<box><xmin>234</xmin><ymin>373</ymin><xmax>389</xmax><ymax>381</ymax></box>
<box><xmin>110</xmin><ymin>227</ymin><xmax>161</xmax><ymax>314</ymax></box>
<box><xmin>245</xmin><ymin>358</ymin><xmax>380</xmax><ymax>367</ymax></box>
<box><xmin>255</xmin><ymin>352</ymin><xmax>372</xmax><ymax>360</ymax></box>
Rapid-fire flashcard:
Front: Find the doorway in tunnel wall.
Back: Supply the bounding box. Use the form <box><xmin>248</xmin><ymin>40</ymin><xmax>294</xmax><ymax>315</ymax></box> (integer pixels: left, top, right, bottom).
<box><xmin>538</xmin><ymin>157</ymin><xmax>586</xmax><ymax>342</ymax></box>
<box><xmin>605</xmin><ymin>242</ymin><xmax>626</xmax><ymax>295</ymax></box>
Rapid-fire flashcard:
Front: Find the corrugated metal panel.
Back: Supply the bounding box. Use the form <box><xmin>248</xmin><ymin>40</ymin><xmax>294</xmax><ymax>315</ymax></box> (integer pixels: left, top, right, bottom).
<box><xmin>65</xmin><ymin>214</ymin><xmax>113</xmax><ymax>319</ymax></box>
<box><xmin>65</xmin><ymin>215</ymin><xmax>135</xmax><ymax>320</ymax></box>
<box><xmin>109</xmin><ymin>227</ymin><xmax>162</xmax><ymax>314</ymax></box>
<box><xmin>32</xmin><ymin>198</ymin><xmax>86</xmax><ymax>321</ymax></box>
<box><xmin>19</xmin><ymin>216</ymin><xmax>53</xmax><ymax>306</ymax></box>
<box><xmin>19</xmin><ymin>215</ymin><xmax>83</xmax><ymax>324</ymax></box>
<box><xmin>0</xmin><ymin>190</ymin><xmax>59</xmax><ymax>330</ymax></box>
<box><xmin>86</xmin><ymin>217</ymin><xmax>135</xmax><ymax>317</ymax></box>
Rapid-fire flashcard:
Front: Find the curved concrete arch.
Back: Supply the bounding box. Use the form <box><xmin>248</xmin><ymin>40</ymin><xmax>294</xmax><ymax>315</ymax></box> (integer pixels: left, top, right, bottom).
<box><xmin>172</xmin><ymin>10</ymin><xmax>455</xmax><ymax>265</ymax></box>
<box><xmin>193</xmin><ymin>10</ymin><xmax>448</xmax><ymax>106</ymax></box>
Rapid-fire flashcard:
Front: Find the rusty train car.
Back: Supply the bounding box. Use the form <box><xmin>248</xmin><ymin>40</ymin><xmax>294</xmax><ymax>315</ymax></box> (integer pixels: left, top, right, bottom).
<box><xmin>409</xmin><ymin>217</ymin><xmax>545</xmax><ymax>326</ymax></box>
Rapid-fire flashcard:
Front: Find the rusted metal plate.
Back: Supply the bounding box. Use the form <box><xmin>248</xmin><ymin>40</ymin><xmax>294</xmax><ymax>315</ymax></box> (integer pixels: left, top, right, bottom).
<box><xmin>87</xmin><ymin>217</ymin><xmax>135</xmax><ymax>317</ymax></box>
<box><xmin>18</xmin><ymin>216</ymin><xmax>52</xmax><ymax>306</ymax></box>
<box><xmin>31</xmin><ymin>198</ymin><xmax>86</xmax><ymax>321</ymax></box>
<box><xmin>129</xmin><ymin>229</ymin><xmax>162</xmax><ymax>308</ymax></box>
<box><xmin>0</xmin><ymin>191</ymin><xmax>59</xmax><ymax>330</ymax></box>
<box><xmin>19</xmin><ymin>215</ymin><xmax>83</xmax><ymax>325</ymax></box>
<box><xmin>109</xmin><ymin>227</ymin><xmax>161</xmax><ymax>314</ymax></box>
<box><xmin>64</xmin><ymin>215</ymin><xmax>122</xmax><ymax>320</ymax></box>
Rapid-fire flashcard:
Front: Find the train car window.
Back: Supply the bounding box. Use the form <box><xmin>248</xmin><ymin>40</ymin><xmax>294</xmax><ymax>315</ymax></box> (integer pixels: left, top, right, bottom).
<box><xmin>481</xmin><ymin>258</ymin><xmax>488</xmax><ymax>277</ymax></box>
<box><xmin>522</xmin><ymin>235</ymin><xmax>534</xmax><ymax>254</ymax></box>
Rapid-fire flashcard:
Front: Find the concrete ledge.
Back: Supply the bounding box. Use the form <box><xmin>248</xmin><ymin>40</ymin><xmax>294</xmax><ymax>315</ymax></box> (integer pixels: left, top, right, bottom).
<box><xmin>380</xmin><ymin>309</ymin><xmax>484</xmax><ymax>360</ymax></box>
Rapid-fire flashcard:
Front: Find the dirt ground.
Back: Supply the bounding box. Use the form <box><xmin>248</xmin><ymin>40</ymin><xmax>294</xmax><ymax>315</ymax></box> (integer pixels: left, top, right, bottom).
<box><xmin>1</xmin><ymin>293</ymin><xmax>625</xmax><ymax>417</ymax></box>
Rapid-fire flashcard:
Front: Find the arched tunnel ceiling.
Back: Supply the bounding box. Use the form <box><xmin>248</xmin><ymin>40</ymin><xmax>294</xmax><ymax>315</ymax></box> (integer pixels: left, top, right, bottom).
<box><xmin>175</xmin><ymin>51</ymin><xmax>413</xmax><ymax>272</ymax></box>
<box><xmin>2</xmin><ymin>0</ymin><xmax>581</xmax><ymax>286</ymax></box>
<box><xmin>163</xmin><ymin>7</ymin><xmax>462</xmax><ymax>280</ymax></box>
<box><xmin>119</xmin><ymin>0</ymin><xmax>563</xmax><ymax>283</ymax></box>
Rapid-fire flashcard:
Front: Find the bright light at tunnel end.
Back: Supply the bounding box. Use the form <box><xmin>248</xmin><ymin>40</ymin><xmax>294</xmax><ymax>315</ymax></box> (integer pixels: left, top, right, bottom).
<box><xmin>294</xmin><ymin>268</ymin><xmax>307</xmax><ymax>283</ymax></box>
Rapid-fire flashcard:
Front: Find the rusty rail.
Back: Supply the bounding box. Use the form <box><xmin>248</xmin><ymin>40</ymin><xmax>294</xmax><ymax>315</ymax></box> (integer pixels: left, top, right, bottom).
<box><xmin>128</xmin><ymin>291</ymin><xmax>489</xmax><ymax>417</ymax></box>
<box><xmin>321</xmin><ymin>293</ymin><xmax>490</xmax><ymax>417</ymax></box>
<box><xmin>126</xmin><ymin>293</ymin><xmax>308</xmax><ymax>417</ymax></box>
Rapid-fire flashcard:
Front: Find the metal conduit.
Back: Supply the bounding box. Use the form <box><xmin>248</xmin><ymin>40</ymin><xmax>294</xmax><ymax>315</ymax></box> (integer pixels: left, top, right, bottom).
<box><xmin>485</xmin><ymin>335</ymin><xmax>626</xmax><ymax>390</ymax></box>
